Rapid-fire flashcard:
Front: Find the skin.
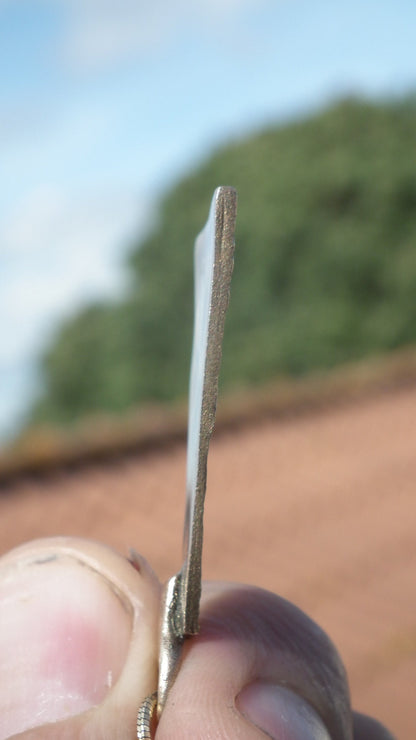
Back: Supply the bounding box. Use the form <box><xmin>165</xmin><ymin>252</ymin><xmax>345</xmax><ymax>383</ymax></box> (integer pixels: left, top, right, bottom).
<box><xmin>0</xmin><ymin>538</ymin><xmax>395</xmax><ymax>740</ymax></box>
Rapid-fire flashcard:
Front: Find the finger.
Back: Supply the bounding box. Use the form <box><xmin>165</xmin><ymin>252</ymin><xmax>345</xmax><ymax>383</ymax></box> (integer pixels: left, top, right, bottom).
<box><xmin>353</xmin><ymin>712</ymin><xmax>397</xmax><ymax>740</ymax></box>
<box><xmin>0</xmin><ymin>537</ymin><xmax>160</xmax><ymax>740</ymax></box>
<box><xmin>156</xmin><ymin>582</ymin><xmax>352</xmax><ymax>739</ymax></box>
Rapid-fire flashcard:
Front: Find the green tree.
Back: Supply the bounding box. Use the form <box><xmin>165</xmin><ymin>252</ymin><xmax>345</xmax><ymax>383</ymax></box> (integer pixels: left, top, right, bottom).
<box><xmin>31</xmin><ymin>97</ymin><xmax>416</xmax><ymax>426</ymax></box>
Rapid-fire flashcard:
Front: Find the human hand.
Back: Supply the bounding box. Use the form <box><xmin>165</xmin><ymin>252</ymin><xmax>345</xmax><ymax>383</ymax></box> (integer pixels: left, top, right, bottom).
<box><xmin>0</xmin><ymin>538</ymin><xmax>395</xmax><ymax>739</ymax></box>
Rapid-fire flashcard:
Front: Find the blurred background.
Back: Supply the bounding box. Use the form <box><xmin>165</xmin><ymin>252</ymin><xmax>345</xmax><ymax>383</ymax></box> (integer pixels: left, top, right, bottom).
<box><xmin>1</xmin><ymin>1</ymin><xmax>416</xmax><ymax>737</ymax></box>
<box><xmin>2</xmin><ymin>0</ymin><xmax>416</xmax><ymax>440</ymax></box>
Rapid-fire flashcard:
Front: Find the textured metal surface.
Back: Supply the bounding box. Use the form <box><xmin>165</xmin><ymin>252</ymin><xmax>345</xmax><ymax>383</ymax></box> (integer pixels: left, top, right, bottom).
<box><xmin>157</xmin><ymin>186</ymin><xmax>236</xmax><ymax>715</ymax></box>
<box><xmin>137</xmin><ymin>692</ymin><xmax>157</xmax><ymax>739</ymax></box>
<box><xmin>180</xmin><ymin>185</ymin><xmax>237</xmax><ymax>636</ymax></box>
<box><xmin>156</xmin><ymin>572</ymin><xmax>183</xmax><ymax>714</ymax></box>
<box><xmin>142</xmin><ymin>186</ymin><xmax>237</xmax><ymax>732</ymax></box>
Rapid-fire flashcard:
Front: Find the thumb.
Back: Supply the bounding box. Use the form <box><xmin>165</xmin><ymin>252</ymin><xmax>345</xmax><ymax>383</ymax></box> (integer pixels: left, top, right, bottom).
<box><xmin>0</xmin><ymin>537</ymin><xmax>160</xmax><ymax>740</ymax></box>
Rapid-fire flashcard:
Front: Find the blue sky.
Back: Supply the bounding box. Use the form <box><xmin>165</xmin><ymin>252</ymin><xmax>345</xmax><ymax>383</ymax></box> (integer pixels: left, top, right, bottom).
<box><xmin>1</xmin><ymin>0</ymin><xmax>416</xmax><ymax>443</ymax></box>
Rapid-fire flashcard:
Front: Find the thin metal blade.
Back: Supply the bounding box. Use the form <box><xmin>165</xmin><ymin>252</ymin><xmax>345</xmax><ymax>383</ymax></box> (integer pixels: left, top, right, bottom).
<box><xmin>179</xmin><ymin>185</ymin><xmax>237</xmax><ymax>634</ymax></box>
<box><xmin>156</xmin><ymin>186</ymin><xmax>237</xmax><ymax>716</ymax></box>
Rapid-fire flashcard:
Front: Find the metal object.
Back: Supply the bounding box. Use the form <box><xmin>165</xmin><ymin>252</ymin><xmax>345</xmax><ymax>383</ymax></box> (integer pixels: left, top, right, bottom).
<box><xmin>137</xmin><ymin>186</ymin><xmax>237</xmax><ymax>736</ymax></box>
<box><xmin>136</xmin><ymin>692</ymin><xmax>157</xmax><ymax>739</ymax></box>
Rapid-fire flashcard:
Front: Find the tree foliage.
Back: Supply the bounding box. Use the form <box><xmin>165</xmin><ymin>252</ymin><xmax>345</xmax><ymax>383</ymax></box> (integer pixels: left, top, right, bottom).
<box><xmin>31</xmin><ymin>97</ymin><xmax>416</xmax><ymax>425</ymax></box>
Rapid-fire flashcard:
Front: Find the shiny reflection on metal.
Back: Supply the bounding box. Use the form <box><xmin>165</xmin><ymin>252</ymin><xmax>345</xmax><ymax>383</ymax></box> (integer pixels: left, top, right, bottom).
<box><xmin>137</xmin><ymin>186</ymin><xmax>237</xmax><ymax>736</ymax></box>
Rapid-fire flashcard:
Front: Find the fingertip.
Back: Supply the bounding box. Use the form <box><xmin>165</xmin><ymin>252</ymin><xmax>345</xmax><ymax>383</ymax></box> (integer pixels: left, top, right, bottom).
<box><xmin>353</xmin><ymin>712</ymin><xmax>397</xmax><ymax>740</ymax></box>
<box><xmin>157</xmin><ymin>582</ymin><xmax>352</xmax><ymax>739</ymax></box>
<box><xmin>0</xmin><ymin>537</ymin><xmax>161</xmax><ymax>739</ymax></box>
<box><xmin>237</xmin><ymin>682</ymin><xmax>332</xmax><ymax>740</ymax></box>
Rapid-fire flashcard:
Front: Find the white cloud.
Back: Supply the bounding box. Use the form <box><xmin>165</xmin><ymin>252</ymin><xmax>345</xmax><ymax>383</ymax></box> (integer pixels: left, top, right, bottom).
<box><xmin>61</xmin><ymin>0</ymin><xmax>267</xmax><ymax>68</ymax></box>
<box><xmin>1</xmin><ymin>184</ymin><xmax>151</xmax><ymax>341</ymax></box>
<box><xmin>3</xmin><ymin>187</ymin><xmax>66</xmax><ymax>257</ymax></box>
<box><xmin>0</xmin><ymin>184</ymin><xmax>153</xmax><ymax>439</ymax></box>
